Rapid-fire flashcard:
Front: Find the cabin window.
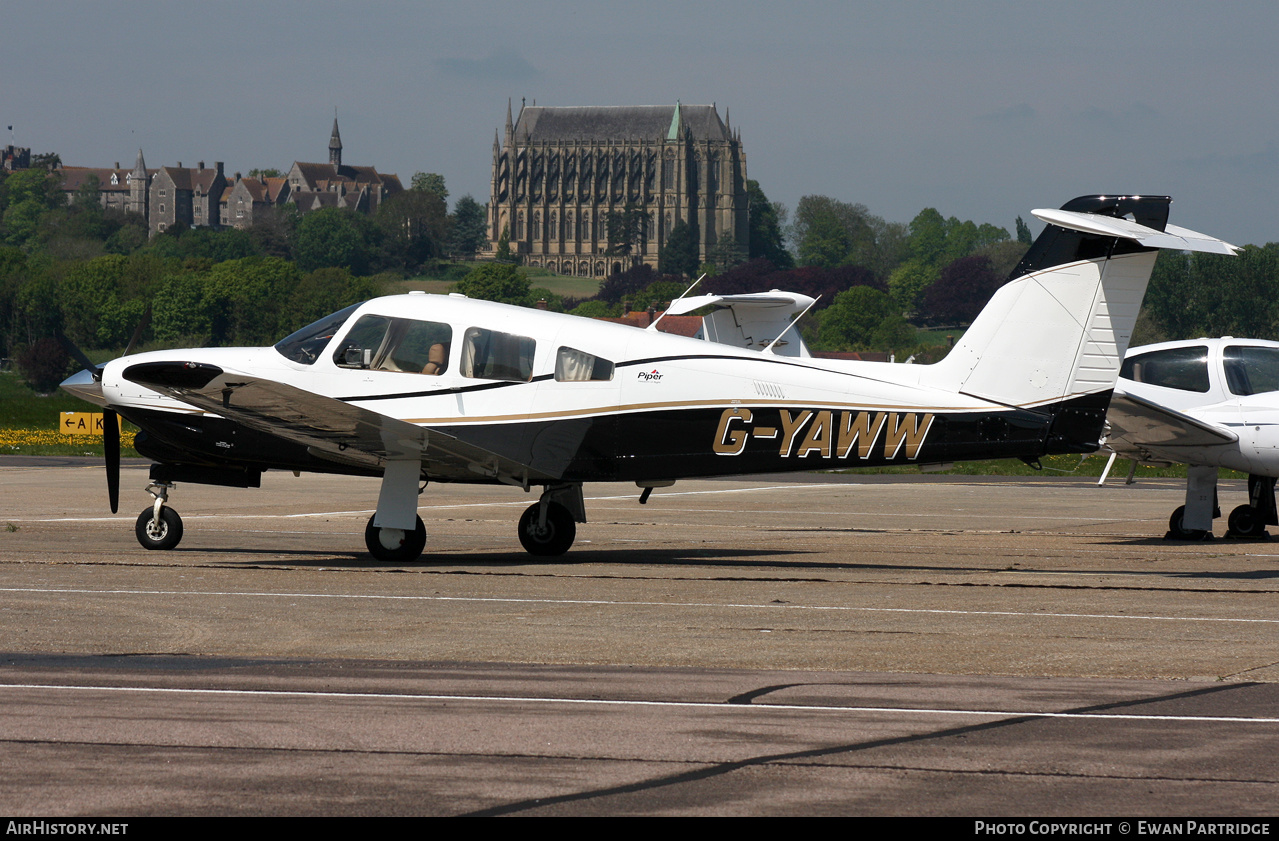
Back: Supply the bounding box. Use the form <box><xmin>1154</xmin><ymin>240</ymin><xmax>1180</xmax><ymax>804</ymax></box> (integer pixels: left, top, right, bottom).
<box><xmin>1223</xmin><ymin>346</ymin><xmax>1279</xmax><ymax>396</ymax></box>
<box><xmin>333</xmin><ymin>315</ymin><xmax>452</xmax><ymax>375</ymax></box>
<box><xmin>274</xmin><ymin>301</ymin><xmax>365</xmax><ymax>365</ymax></box>
<box><xmin>461</xmin><ymin>327</ymin><xmax>535</xmax><ymax>382</ymax></box>
<box><xmin>555</xmin><ymin>347</ymin><xmax>614</xmax><ymax>382</ymax></box>
<box><xmin>1120</xmin><ymin>346</ymin><xmax>1210</xmax><ymax>393</ymax></box>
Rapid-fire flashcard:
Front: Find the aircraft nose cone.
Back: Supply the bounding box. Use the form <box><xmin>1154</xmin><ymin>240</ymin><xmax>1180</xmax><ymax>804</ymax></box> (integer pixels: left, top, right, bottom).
<box><xmin>60</xmin><ymin>367</ymin><xmax>106</xmax><ymax>406</ymax></box>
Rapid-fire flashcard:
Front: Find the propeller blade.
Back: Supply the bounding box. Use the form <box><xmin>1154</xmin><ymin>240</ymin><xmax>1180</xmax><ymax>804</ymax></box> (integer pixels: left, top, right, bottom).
<box><xmin>122</xmin><ymin>304</ymin><xmax>152</xmax><ymax>358</ymax></box>
<box><xmin>55</xmin><ymin>330</ymin><xmax>100</xmax><ymax>378</ymax></box>
<box><xmin>104</xmin><ymin>409</ymin><xmax>120</xmax><ymax>514</ymax></box>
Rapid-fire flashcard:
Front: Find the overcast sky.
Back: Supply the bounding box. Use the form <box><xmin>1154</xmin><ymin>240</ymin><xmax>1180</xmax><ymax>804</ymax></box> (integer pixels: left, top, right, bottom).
<box><xmin>5</xmin><ymin>1</ymin><xmax>1275</xmax><ymax>245</ymax></box>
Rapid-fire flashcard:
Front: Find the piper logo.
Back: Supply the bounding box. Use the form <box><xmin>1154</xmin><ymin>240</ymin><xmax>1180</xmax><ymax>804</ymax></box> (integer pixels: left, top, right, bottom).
<box><xmin>637</xmin><ymin>369</ymin><xmax>663</xmax><ymax>382</ymax></box>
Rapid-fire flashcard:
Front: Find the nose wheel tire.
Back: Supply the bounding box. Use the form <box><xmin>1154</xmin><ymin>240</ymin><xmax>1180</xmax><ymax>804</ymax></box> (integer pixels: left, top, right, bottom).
<box><xmin>135</xmin><ymin>507</ymin><xmax>183</xmax><ymax>551</ymax></box>
<box><xmin>518</xmin><ymin>501</ymin><xmax>576</xmax><ymax>556</ymax></box>
<box><xmin>1166</xmin><ymin>505</ymin><xmax>1210</xmax><ymax>541</ymax></box>
<box><xmin>364</xmin><ymin>514</ymin><xmax>427</xmax><ymax>562</ymax></box>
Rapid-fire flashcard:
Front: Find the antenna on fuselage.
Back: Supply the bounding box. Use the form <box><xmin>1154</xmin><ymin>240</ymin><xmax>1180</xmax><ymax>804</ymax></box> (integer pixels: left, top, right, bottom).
<box><xmin>646</xmin><ymin>273</ymin><xmax>706</xmax><ymax>332</ymax></box>
<box><xmin>762</xmin><ymin>295</ymin><xmax>821</xmax><ymax>354</ymax></box>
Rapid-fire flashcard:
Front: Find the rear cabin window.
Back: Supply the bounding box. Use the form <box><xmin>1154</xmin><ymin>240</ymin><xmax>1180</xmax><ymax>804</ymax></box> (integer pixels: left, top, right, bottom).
<box><xmin>555</xmin><ymin>347</ymin><xmax>615</xmax><ymax>382</ymax></box>
<box><xmin>460</xmin><ymin>327</ymin><xmax>535</xmax><ymax>382</ymax></box>
<box><xmin>333</xmin><ymin>315</ymin><xmax>452</xmax><ymax>375</ymax></box>
<box><xmin>1120</xmin><ymin>346</ymin><xmax>1210</xmax><ymax>393</ymax></box>
<box><xmin>1223</xmin><ymin>345</ymin><xmax>1279</xmax><ymax>396</ymax></box>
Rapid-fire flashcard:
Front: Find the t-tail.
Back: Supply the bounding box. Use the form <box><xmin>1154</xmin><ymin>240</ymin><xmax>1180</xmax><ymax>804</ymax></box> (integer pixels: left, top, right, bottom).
<box><xmin>918</xmin><ymin>195</ymin><xmax>1239</xmax><ymax>453</ymax></box>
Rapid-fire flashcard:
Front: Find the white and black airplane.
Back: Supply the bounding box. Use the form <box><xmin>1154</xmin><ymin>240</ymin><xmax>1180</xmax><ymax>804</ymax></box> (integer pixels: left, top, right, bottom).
<box><xmin>1102</xmin><ymin>337</ymin><xmax>1279</xmax><ymax>539</ymax></box>
<box><xmin>61</xmin><ymin>195</ymin><xmax>1236</xmax><ymax>562</ymax></box>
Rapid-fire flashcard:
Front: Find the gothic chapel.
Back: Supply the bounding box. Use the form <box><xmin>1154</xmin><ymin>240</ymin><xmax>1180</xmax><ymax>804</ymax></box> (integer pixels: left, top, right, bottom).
<box><xmin>488</xmin><ymin>101</ymin><xmax>748</xmax><ymax>277</ymax></box>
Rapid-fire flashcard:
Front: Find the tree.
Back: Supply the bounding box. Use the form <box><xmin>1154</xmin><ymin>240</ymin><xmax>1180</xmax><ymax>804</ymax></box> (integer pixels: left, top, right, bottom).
<box><xmin>248</xmin><ymin>168</ymin><xmax>282</xmax><ymax>180</ymax></box>
<box><xmin>658</xmin><ymin>218</ymin><xmax>699</xmax><ymax>277</ymax></box>
<box><xmin>410</xmin><ymin>172</ymin><xmax>448</xmax><ymax>202</ymax></box>
<box><xmin>248</xmin><ymin>204</ymin><xmax>298</xmax><ymax>260</ymax></box>
<box><xmin>1015</xmin><ymin>216</ymin><xmax>1034</xmax><ymax>245</ymax></box>
<box><xmin>494</xmin><ymin>224</ymin><xmax>514</xmax><ymax>263</ymax></box>
<box><xmin>790</xmin><ymin>195</ymin><xmax>903</xmax><ymax>278</ymax></box>
<box><xmin>449</xmin><ymin>195</ymin><xmax>488</xmax><ymax>259</ymax></box>
<box><xmin>455</xmin><ymin>263</ymin><xmax>530</xmax><ymax>305</ymax></box>
<box><xmin>708</xmin><ymin>230</ymin><xmax>746</xmax><ymax>272</ymax></box>
<box><xmin>887</xmin><ymin>258</ymin><xmax>939</xmax><ymax>313</ymax></box>
<box><xmin>293</xmin><ymin>208</ymin><xmax>378</xmax><ymax>274</ymax></box>
<box><xmin>604</xmin><ymin>205</ymin><xmax>647</xmax><ymax>257</ymax></box>
<box><xmin>29</xmin><ymin>152</ymin><xmax>62</xmax><ymax>171</ymax></box>
<box><xmin>908</xmin><ymin>208</ymin><xmax>1010</xmax><ymax>269</ymax></box>
<box><xmin>57</xmin><ymin>254</ymin><xmax>144</xmax><ymax>347</ymax></box>
<box><xmin>2</xmin><ymin>168</ymin><xmax>64</xmax><ymax>247</ymax></box>
<box><xmin>920</xmin><ymin>255</ymin><xmax>1004</xmax><ymax>324</ymax></box>
<box><xmin>815</xmin><ymin>286</ymin><xmax>916</xmax><ymax>354</ymax></box>
<box><xmin>17</xmin><ymin>336</ymin><xmax>70</xmax><ymax>393</ymax></box>
<box><xmin>203</xmin><ymin>256</ymin><xmax>303</xmax><ymax>345</ymax></box>
<box><xmin>746</xmin><ymin>180</ymin><xmax>793</xmax><ymax>269</ymax></box>
<box><xmin>375</xmin><ymin>189</ymin><xmax>449</xmax><ymax>273</ymax></box>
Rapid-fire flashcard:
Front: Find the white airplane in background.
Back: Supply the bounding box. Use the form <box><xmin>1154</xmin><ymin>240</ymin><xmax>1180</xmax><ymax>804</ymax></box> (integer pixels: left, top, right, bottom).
<box><xmin>61</xmin><ymin>195</ymin><xmax>1237</xmax><ymax>562</ymax></box>
<box><xmin>1102</xmin><ymin>338</ymin><xmax>1279</xmax><ymax>539</ymax></box>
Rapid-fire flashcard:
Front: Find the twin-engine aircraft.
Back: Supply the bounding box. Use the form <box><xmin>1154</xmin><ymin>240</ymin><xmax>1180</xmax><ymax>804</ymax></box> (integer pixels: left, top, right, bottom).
<box><xmin>61</xmin><ymin>195</ymin><xmax>1236</xmax><ymax>562</ymax></box>
<box><xmin>1102</xmin><ymin>338</ymin><xmax>1279</xmax><ymax>539</ymax></box>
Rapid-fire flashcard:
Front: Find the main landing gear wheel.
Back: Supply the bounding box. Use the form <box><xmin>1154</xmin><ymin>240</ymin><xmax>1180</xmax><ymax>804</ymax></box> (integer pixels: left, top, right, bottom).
<box><xmin>364</xmin><ymin>514</ymin><xmax>427</xmax><ymax>562</ymax></box>
<box><xmin>1166</xmin><ymin>505</ymin><xmax>1210</xmax><ymax>541</ymax></box>
<box><xmin>1227</xmin><ymin>504</ymin><xmax>1268</xmax><ymax>538</ymax></box>
<box><xmin>518</xmin><ymin>501</ymin><xmax>576</xmax><ymax>557</ymax></box>
<box><xmin>135</xmin><ymin>507</ymin><xmax>183</xmax><ymax>550</ymax></box>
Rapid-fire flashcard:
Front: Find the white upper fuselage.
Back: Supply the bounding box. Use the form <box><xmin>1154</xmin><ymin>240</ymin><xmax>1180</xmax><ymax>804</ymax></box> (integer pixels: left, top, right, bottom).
<box><xmin>1113</xmin><ymin>338</ymin><xmax>1279</xmax><ymax>475</ymax></box>
<box><xmin>91</xmin><ymin>292</ymin><xmax>998</xmax><ymax>429</ymax></box>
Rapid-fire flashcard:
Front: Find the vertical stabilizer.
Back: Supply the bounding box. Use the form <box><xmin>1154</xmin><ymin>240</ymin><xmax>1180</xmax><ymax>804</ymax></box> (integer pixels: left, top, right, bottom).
<box><xmin>919</xmin><ymin>195</ymin><xmax>1236</xmax><ymax>411</ymax></box>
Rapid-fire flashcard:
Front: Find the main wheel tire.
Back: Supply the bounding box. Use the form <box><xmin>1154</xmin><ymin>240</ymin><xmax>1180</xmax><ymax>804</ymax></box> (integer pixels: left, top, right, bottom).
<box><xmin>1167</xmin><ymin>505</ymin><xmax>1209</xmax><ymax>541</ymax></box>
<box><xmin>1227</xmin><ymin>504</ymin><xmax>1266</xmax><ymax>537</ymax></box>
<box><xmin>364</xmin><ymin>514</ymin><xmax>427</xmax><ymax>562</ymax></box>
<box><xmin>135</xmin><ymin>506</ymin><xmax>183</xmax><ymax>551</ymax></box>
<box><xmin>518</xmin><ymin>501</ymin><xmax>576</xmax><ymax>557</ymax></box>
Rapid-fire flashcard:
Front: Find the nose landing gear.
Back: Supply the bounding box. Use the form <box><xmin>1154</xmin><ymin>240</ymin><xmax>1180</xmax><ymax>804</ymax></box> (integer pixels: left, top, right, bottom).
<box><xmin>135</xmin><ymin>481</ymin><xmax>183</xmax><ymax>550</ymax></box>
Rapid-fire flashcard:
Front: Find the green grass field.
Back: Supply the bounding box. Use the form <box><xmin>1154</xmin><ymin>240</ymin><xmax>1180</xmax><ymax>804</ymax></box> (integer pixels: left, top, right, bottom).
<box><xmin>0</xmin><ymin>371</ymin><xmax>141</xmax><ymax>456</ymax></box>
<box><xmin>390</xmin><ymin>262</ymin><xmax>604</xmax><ymax>301</ymax></box>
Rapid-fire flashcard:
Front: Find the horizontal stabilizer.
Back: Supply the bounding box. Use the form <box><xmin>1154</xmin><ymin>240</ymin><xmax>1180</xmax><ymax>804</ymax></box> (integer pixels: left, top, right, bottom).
<box><xmin>664</xmin><ymin>291</ymin><xmax>816</xmax><ymax>316</ymax></box>
<box><xmin>1031</xmin><ymin>208</ymin><xmax>1240</xmax><ymax>255</ymax></box>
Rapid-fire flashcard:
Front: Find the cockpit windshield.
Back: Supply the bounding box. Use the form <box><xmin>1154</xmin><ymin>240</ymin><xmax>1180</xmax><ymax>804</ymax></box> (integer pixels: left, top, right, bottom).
<box><xmin>1224</xmin><ymin>346</ymin><xmax>1279</xmax><ymax>396</ymax></box>
<box><xmin>274</xmin><ymin>302</ymin><xmax>364</xmax><ymax>365</ymax></box>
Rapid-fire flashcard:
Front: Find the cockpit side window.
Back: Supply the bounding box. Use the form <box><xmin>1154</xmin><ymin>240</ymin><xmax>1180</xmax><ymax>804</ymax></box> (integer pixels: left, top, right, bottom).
<box><xmin>555</xmin><ymin>347</ymin><xmax>615</xmax><ymax>382</ymax></box>
<box><xmin>274</xmin><ymin>302</ymin><xmax>364</xmax><ymax>365</ymax></box>
<box><xmin>1224</xmin><ymin>346</ymin><xmax>1279</xmax><ymax>396</ymax></box>
<box><xmin>1120</xmin><ymin>346</ymin><xmax>1210</xmax><ymax>393</ymax></box>
<box><xmin>460</xmin><ymin>327</ymin><xmax>535</xmax><ymax>382</ymax></box>
<box><xmin>333</xmin><ymin>315</ymin><xmax>452</xmax><ymax>375</ymax></box>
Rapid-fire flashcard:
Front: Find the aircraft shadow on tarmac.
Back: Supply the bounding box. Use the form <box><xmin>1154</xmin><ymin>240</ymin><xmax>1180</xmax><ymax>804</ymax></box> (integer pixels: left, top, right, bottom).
<box><xmin>145</xmin><ymin>542</ymin><xmax>1279</xmax><ymax>579</ymax></box>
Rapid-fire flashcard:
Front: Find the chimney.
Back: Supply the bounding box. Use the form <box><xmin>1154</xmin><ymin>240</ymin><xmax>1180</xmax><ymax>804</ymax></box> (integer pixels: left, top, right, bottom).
<box><xmin>114</xmin><ymin>162</ymin><xmax>120</xmax><ymax>169</ymax></box>
<box><xmin>535</xmin><ymin>298</ymin><xmax>548</xmax><ymax>310</ymax></box>
<box><xmin>198</xmin><ymin>161</ymin><xmax>204</xmax><ymax>170</ymax></box>
<box><xmin>215</xmin><ymin>161</ymin><xmax>223</xmax><ymax>177</ymax></box>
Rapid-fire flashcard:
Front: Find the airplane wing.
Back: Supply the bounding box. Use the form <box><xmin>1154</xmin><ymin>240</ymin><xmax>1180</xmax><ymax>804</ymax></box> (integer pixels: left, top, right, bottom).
<box><xmin>122</xmin><ymin>361</ymin><xmax>556</xmax><ymax>485</ymax></box>
<box><xmin>1104</xmin><ymin>392</ymin><xmax>1239</xmax><ymax>459</ymax></box>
